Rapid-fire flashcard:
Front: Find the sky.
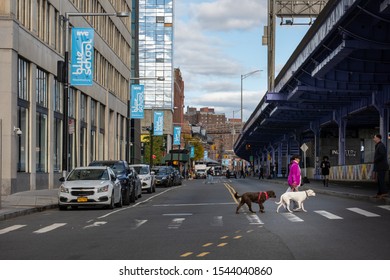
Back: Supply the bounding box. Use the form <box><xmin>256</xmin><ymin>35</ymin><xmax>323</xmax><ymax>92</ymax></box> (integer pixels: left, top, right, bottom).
<box><xmin>174</xmin><ymin>0</ymin><xmax>311</xmax><ymax>121</ymax></box>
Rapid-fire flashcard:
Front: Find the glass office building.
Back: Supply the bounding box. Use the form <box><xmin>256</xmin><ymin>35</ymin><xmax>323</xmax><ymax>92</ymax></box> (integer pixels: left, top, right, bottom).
<box><xmin>138</xmin><ymin>0</ymin><xmax>174</xmax><ymax>109</ymax></box>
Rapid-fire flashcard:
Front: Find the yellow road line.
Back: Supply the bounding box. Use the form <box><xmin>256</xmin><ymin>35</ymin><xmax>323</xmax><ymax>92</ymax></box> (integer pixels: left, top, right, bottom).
<box><xmin>202</xmin><ymin>243</ymin><xmax>213</xmax><ymax>247</ymax></box>
<box><xmin>197</xmin><ymin>252</ymin><xmax>210</xmax><ymax>257</ymax></box>
<box><xmin>233</xmin><ymin>235</ymin><xmax>242</xmax><ymax>239</ymax></box>
<box><xmin>180</xmin><ymin>252</ymin><xmax>193</xmax><ymax>257</ymax></box>
<box><xmin>220</xmin><ymin>235</ymin><xmax>229</xmax><ymax>239</ymax></box>
<box><xmin>217</xmin><ymin>243</ymin><xmax>228</xmax><ymax>247</ymax></box>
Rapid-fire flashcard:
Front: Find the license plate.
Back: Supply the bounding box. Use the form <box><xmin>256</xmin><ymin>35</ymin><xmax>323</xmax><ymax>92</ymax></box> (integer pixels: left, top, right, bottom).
<box><xmin>77</xmin><ymin>197</ymin><xmax>88</xmax><ymax>202</ymax></box>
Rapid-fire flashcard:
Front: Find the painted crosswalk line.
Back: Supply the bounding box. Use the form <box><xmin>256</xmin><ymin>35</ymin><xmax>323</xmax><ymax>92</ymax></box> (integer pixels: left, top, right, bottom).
<box><xmin>0</xmin><ymin>225</ymin><xmax>26</xmax><ymax>235</ymax></box>
<box><xmin>378</xmin><ymin>205</ymin><xmax>390</xmax><ymax>211</ymax></box>
<box><xmin>33</xmin><ymin>223</ymin><xmax>67</xmax><ymax>234</ymax></box>
<box><xmin>314</xmin><ymin>210</ymin><xmax>343</xmax><ymax>219</ymax></box>
<box><xmin>281</xmin><ymin>213</ymin><xmax>304</xmax><ymax>222</ymax></box>
<box><xmin>168</xmin><ymin>218</ymin><xmax>185</xmax><ymax>229</ymax></box>
<box><xmin>347</xmin><ymin>208</ymin><xmax>380</xmax><ymax>217</ymax></box>
<box><xmin>245</xmin><ymin>214</ymin><xmax>264</xmax><ymax>225</ymax></box>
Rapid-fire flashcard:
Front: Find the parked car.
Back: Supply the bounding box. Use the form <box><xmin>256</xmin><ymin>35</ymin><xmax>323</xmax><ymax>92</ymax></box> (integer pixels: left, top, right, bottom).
<box><xmin>58</xmin><ymin>166</ymin><xmax>122</xmax><ymax>210</ymax></box>
<box><xmin>154</xmin><ymin>166</ymin><xmax>174</xmax><ymax>187</ymax></box>
<box><xmin>89</xmin><ymin>160</ymin><xmax>139</xmax><ymax>205</ymax></box>
<box><xmin>130</xmin><ymin>164</ymin><xmax>155</xmax><ymax>193</ymax></box>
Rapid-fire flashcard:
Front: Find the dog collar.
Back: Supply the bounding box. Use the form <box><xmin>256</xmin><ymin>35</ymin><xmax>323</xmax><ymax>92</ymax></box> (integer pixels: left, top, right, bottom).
<box><xmin>258</xmin><ymin>192</ymin><xmax>269</xmax><ymax>203</ymax></box>
<box><xmin>305</xmin><ymin>190</ymin><xmax>308</xmax><ymax>198</ymax></box>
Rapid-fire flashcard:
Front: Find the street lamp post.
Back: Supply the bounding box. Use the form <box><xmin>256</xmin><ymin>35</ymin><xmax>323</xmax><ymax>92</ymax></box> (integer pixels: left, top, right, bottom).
<box><xmin>61</xmin><ymin>11</ymin><xmax>129</xmax><ymax>177</ymax></box>
<box><xmin>240</xmin><ymin>70</ymin><xmax>262</xmax><ymax>126</ymax></box>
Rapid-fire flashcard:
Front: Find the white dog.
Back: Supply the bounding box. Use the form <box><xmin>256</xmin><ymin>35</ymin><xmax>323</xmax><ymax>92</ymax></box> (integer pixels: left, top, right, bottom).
<box><xmin>275</xmin><ymin>189</ymin><xmax>316</xmax><ymax>213</ymax></box>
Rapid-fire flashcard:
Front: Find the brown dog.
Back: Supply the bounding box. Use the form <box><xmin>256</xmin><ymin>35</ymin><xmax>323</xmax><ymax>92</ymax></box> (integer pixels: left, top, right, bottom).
<box><xmin>234</xmin><ymin>191</ymin><xmax>276</xmax><ymax>214</ymax></box>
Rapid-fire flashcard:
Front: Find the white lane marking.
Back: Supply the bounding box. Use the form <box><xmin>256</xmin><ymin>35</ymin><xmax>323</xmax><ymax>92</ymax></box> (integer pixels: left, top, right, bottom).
<box><xmin>130</xmin><ymin>219</ymin><xmax>148</xmax><ymax>230</ymax></box>
<box><xmin>245</xmin><ymin>214</ymin><xmax>264</xmax><ymax>225</ymax></box>
<box><xmin>0</xmin><ymin>225</ymin><xmax>26</xmax><ymax>235</ymax></box>
<box><xmin>347</xmin><ymin>208</ymin><xmax>380</xmax><ymax>217</ymax></box>
<box><xmin>378</xmin><ymin>205</ymin><xmax>390</xmax><ymax>211</ymax></box>
<box><xmin>163</xmin><ymin>213</ymin><xmax>193</xmax><ymax>216</ymax></box>
<box><xmin>211</xmin><ymin>216</ymin><xmax>223</xmax><ymax>227</ymax></box>
<box><xmin>33</xmin><ymin>223</ymin><xmax>67</xmax><ymax>234</ymax></box>
<box><xmin>84</xmin><ymin>221</ymin><xmax>107</xmax><ymax>229</ymax></box>
<box><xmin>168</xmin><ymin>218</ymin><xmax>185</xmax><ymax>229</ymax></box>
<box><xmin>154</xmin><ymin>202</ymin><xmax>235</xmax><ymax>207</ymax></box>
<box><xmin>98</xmin><ymin>187</ymin><xmax>181</xmax><ymax>219</ymax></box>
<box><xmin>314</xmin><ymin>210</ymin><xmax>343</xmax><ymax>220</ymax></box>
<box><xmin>281</xmin><ymin>213</ymin><xmax>304</xmax><ymax>222</ymax></box>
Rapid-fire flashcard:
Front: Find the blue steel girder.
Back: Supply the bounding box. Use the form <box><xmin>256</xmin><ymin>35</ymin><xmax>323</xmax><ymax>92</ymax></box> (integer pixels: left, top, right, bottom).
<box><xmin>235</xmin><ymin>0</ymin><xmax>390</xmax><ymax>161</ymax></box>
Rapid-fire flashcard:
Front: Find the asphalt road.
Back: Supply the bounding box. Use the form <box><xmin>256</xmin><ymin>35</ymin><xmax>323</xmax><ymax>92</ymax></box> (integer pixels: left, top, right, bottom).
<box><xmin>1</xmin><ymin>177</ymin><xmax>390</xmax><ymax>260</ymax></box>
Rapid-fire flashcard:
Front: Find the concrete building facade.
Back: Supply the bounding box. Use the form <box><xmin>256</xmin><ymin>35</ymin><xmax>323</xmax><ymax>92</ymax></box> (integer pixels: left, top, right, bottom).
<box><xmin>0</xmin><ymin>0</ymin><xmax>134</xmax><ymax>195</ymax></box>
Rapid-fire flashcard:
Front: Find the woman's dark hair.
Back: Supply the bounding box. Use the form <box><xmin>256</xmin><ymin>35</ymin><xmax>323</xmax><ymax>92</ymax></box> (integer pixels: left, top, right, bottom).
<box><xmin>291</xmin><ymin>154</ymin><xmax>300</xmax><ymax>161</ymax></box>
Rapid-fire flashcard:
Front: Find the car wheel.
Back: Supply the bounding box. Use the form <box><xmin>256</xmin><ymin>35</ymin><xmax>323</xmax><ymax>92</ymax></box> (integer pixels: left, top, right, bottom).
<box><xmin>130</xmin><ymin>188</ymin><xmax>136</xmax><ymax>203</ymax></box>
<box><xmin>108</xmin><ymin>192</ymin><xmax>115</xmax><ymax>209</ymax></box>
<box><xmin>59</xmin><ymin>205</ymin><xmax>67</xmax><ymax>211</ymax></box>
<box><xmin>147</xmin><ymin>186</ymin><xmax>152</xmax><ymax>193</ymax></box>
<box><xmin>123</xmin><ymin>188</ymin><xmax>131</xmax><ymax>205</ymax></box>
<box><xmin>116</xmin><ymin>194</ymin><xmax>123</xmax><ymax>208</ymax></box>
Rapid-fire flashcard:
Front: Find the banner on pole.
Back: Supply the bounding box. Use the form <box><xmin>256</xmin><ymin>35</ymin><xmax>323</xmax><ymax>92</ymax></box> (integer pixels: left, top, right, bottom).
<box><xmin>70</xmin><ymin>28</ymin><xmax>94</xmax><ymax>86</ymax></box>
<box><xmin>130</xmin><ymin>85</ymin><xmax>145</xmax><ymax>119</ymax></box>
<box><xmin>153</xmin><ymin>111</ymin><xmax>164</xmax><ymax>136</ymax></box>
<box><xmin>173</xmin><ymin>126</ymin><xmax>181</xmax><ymax>145</ymax></box>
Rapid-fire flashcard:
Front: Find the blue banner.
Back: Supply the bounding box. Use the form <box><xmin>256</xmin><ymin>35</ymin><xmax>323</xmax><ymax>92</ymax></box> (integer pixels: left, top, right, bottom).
<box><xmin>173</xmin><ymin>126</ymin><xmax>181</xmax><ymax>145</ymax></box>
<box><xmin>153</xmin><ymin>111</ymin><xmax>164</xmax><ymax>136</ymax></box>
<box><xmin>70</xmin><ymin>28</ymin><xmax>94</xmax><ymax>86</ymax></box>
<box><xmin>190</xmin><ymin>146</ymin><xmax>195</xmax><ymax>158</ymax></box>
<box><xmin>130</xmin><ymin>85</ymin><xmax>144</xmax><ymax>119</ymax></box>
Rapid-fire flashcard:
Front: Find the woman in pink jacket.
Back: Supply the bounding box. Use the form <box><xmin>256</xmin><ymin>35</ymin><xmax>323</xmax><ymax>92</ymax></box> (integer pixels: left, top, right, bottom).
<box><xmin>287</xmin><ymin>155</ymin><xmax>302</xmax><ymax>192</ymax></box>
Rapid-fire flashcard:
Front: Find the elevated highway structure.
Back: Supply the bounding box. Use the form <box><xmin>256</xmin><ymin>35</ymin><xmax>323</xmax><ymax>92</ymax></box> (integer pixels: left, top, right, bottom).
<box><xmin>235</xmin><ymin>0</ymin><xmax>390</xmax><ymax>180</ymax></box>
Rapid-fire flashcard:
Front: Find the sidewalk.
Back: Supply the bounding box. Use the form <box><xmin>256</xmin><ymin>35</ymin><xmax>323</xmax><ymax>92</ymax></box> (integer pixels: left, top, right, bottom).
<box><xmin>0</xmin><ymin>189</ymin><xmax>58</xmax><ymax>221</ymax></box>
<box><xmin>1</xmin><ymin>178</ymin><xmax>389</xmax><ymax>221</ymax></box>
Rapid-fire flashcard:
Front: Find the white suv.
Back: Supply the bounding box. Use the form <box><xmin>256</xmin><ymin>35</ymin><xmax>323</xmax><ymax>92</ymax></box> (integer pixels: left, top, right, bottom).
<box><xmin>129</xmin><ymin>164</ymin><xmax>155</xmax><ymax>193</ymax></box>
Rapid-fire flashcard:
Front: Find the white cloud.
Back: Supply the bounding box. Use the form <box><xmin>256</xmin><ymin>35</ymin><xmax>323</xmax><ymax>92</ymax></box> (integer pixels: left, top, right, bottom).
<box><xmin>191</xmin><ymin>0</ymin><xmax>267</xmax><ymax>31</ymax></box>
<box><xmin>175</xmin><ymin>0</ymin><xmax>268</xmax><ymax>120</ymax></box>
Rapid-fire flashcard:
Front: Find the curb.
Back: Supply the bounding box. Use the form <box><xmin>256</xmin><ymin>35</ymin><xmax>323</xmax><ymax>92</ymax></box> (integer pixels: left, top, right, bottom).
<box><xmin>0</xmin><ymin>204</ymin><xmax>58</xmax><ymax>222</ymax></box>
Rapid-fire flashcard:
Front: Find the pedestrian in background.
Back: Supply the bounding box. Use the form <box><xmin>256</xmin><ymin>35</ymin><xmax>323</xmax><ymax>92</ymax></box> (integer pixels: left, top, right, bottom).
<box><xmin>321</xmin><ymin>156</ymin><xmax>331</xmax><ymax>187</ymax></box>
<box><xmin>287</xmin><ymin>155</ymin><xmax>302</xmax><ymax>192</ymax></box>
<box><xmin>373</xmin><ymin>134</ymin><xmax>389</xmax><ymax>198</ymax></box>
<box><xmin>259</xmin><ymin>166</ymin><xmax>264</xmax><ymax>179</ymax></box>
<box><xmin>205</xmin><ymin>167</ymin><xmax>214</xmax><ymax>184</ymax></box>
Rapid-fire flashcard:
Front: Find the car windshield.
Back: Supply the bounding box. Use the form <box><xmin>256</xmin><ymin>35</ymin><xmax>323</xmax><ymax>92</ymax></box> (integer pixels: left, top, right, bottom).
<box><xmin>90</xmin><ymin>162</ymin><xmax>125</xmax><ymax>174</ymax></box>
<box><xmin>133</xmin><ymin>166</ymin><xmax>149</xmax><ymax>175</ymax></box>
<box><xmin>67</xmin><ymin>169</ymin><xmax>109</xmax><ymax>181</ymax></box>
<box><xmin>156</xmin><ymin>168</ymin><xmax>169</xmax><ymax>175</ymax></box>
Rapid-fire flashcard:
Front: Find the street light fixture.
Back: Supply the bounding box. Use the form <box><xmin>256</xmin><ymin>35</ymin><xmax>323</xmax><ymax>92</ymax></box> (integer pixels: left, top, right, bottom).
<box><xmin>240</xmin><ymin>70</ymin><xmax>262</xmax><ymax>126</ymax></box>
<box><xmin>61</xmin><ymin>11</ymin><xmax>129</xmax><ymax>177</ymax></box>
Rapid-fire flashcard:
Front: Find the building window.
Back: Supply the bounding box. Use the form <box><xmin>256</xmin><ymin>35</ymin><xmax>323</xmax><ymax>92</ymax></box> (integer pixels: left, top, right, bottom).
<box><xmin>36</xmin><ymin>112</ymin><xmax>47</xmax><ymax>172</ymax></box>
<box><xmin>17</xmin><ymin>106</ymin><xmax>29</xmax><ymax>172</ymax></box>
<box><xmin>36</xmin><ymin>68</ymin><xmax>47</xmax><ymax>107</ymax></box>
<box><xmin>53</xmin><ymin>118</ymin><xmax>61</xmax><ymax>172</ymax></box>
<box><xmin>17</xmin><ymin>57</ymin><xmax>30</xmax><ymax>172</ymax></box>
<box><xmin>18</xmin><ymin>58</ymin><xmax>29</xmax><ymax>101</ymax></box>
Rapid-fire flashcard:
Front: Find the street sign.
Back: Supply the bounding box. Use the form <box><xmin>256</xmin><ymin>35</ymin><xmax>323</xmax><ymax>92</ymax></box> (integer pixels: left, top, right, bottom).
<box><xmin>300</xmin><ymin>143</ymin><xmax>308</xmax><ymax>152</ymax></box>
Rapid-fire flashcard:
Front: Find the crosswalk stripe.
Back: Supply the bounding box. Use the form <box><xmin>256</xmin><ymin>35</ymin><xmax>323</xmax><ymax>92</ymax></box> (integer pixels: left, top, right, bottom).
<box><xmin>0</xmin><ymin>225</ymin><xmax>26</xmax><ymax>235</ymax></box>
<box><xmin>378</xmin><ymin>205</ymin><xmax>390</xmax><ymax>211</ymax></box>
<box><xmin>33</xmin><ymin>223</ymin><xmax>67</xmax><ymax>234</ymax></box>
<box><xmin>314</xmin><ymin>210</ymin><xmax>343</xmax><ymax>219</ymax></box>
<box><xmin>168</xmin><ymin>218</ymin><xmax>185</xmax><ymax>229</ymax></box>
<box><xmin>347</xmin><ymin>208</ymin><xmax>380</xmax><ymax>217</ymax></box>
<box><xmin>245</xmin><ymin>214</ymin><xmax>264</xmax><ymax>225</ymax></box>
<box><xmin>281</xmin><ymin>213</ymin><xmax>304</xmax><ymax>222</ymax></box>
